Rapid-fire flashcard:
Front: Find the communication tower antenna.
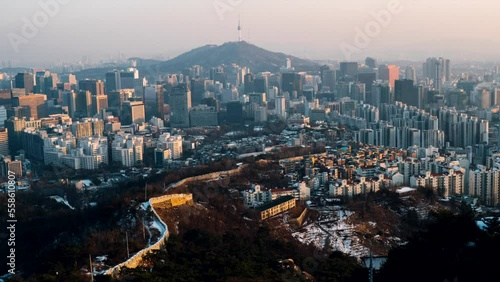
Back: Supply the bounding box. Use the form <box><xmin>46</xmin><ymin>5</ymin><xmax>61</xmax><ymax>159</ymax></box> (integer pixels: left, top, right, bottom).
<box><xmin>238</xmin><ymin>14</ymin><xmax>242</xmax><ymax>42</ymax></box>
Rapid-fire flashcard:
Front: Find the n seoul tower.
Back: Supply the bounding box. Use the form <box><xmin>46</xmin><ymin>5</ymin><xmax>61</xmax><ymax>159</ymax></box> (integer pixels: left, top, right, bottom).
<box><xmin>238</xmin><ymin>14</ymin><xmax>242</xmax><ymax>42</ymax></box>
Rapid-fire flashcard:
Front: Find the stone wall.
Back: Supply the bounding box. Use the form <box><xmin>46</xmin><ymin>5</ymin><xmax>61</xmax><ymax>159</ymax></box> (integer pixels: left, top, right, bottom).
<box><xmin>104</xmin><ymin>193</ymin><xmax>192</xmax><ymax>277</ymax></box>
<box><xmin>164</xmin><ymin>166</ymin><xmax>245</xmax><ymax>191</ymax></box>
<box><xmin>289</xmin><ymin>208</ymin><xmax>308</xmax><ymax>228</ymax></box>
<box><xmin>149</xmin><ymin>193</ymin><xmax>194</xmax><ymax>209</ymax></box>
<box><xmin>105</xmin><ymin>166</ymin><xmax>246</xmax><ymax>277</ymax></box>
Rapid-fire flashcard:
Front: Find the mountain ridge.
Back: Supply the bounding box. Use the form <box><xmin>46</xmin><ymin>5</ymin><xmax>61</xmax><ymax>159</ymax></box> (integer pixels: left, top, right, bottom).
<box><xmin>153</xmin><ymin>41</ymin><xmax>320</xmax><ymax>73</ymax></box>
<box><xmin>71</xmin><ymin>41</ymin><xmax>321</xmax><ymax>79</ymax></box>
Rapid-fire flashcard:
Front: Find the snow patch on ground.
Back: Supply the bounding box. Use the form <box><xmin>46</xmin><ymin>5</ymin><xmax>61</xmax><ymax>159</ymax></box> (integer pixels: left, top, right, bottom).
<box><xmin>96</xmin><ymin>255</ymin><xmax>108</xmax><ymax>262</ymax></box>
<box><xmin>49</xmin><ymin>196</ymin><xmax>75</xmax><ymax>210</ymax></box>
<box><xmin>150</xmin><ymin>218</ymin><xmax>166</xmax><ymax>236</ymax></box>
<box><xmin>292</xmin><ymin>208</ymin><xmax>370</xmax><ymax>258</ymax></box>
<box><xmin>140</xmin><ymin>201</ymin><xmax>150</xmax><ymax>210</ymax></box>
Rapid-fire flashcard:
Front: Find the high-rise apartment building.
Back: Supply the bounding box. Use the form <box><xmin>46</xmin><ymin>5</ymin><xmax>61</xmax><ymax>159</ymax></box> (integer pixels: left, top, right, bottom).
<box><xmin>423</xmin><ymin>57</ymin><xmax>451</xmax><ymax>93</ymax></box>
<box><xmin>405</xmin><ymin>66</ymin><xmax>416</xmax><ymax>83</ymax></box>
<box><xmin>357</xmin><ymin>72</ymin><xmax>376</xmax><ymax>104</ymax></box>
<box><xmin>469</xmin><ymin>167</ymin><xmax>500</xmax><ymax>206</ymax></box>
<box><xmin>371</xmin><ymin>82</ymin><xmax>391</xmax><ymax>107</ymax></box>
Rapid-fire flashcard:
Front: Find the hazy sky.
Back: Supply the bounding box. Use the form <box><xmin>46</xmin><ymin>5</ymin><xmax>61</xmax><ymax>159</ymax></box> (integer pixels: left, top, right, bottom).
<box><xmin>1</xmin><ymin>0</ymin><xmax>500</xmax><ymax>67</ymax></box>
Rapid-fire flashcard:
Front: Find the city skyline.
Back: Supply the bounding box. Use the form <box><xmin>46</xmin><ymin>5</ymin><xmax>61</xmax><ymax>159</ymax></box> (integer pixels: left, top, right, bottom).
<box><xmin>2</xmin><ymin>0</ymin><xmax>500</xmax><ymax>67</ymax></box>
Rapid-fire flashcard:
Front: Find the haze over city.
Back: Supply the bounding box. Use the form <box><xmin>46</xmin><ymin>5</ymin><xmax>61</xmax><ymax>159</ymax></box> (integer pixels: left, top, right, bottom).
<box><xmin>2</xmin><ymin>1</ymin><xmax>500</xmax><ymax>282</ymax></box>
<box><xmin>2</xmin><ymin>0</ymin><xmax>500</xmax><ymax>66</ymax></box>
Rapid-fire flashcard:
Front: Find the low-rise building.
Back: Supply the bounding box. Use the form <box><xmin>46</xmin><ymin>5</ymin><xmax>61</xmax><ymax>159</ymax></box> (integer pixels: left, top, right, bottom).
<box><xmin>256</xmin><ymin>195</ymin><xmax>296</xmax><ymax>220</ymax></box>
<box><xmin>242</xmin><ymin>184</ymin><xmax>271</xmax><ymax>207</ymax></box>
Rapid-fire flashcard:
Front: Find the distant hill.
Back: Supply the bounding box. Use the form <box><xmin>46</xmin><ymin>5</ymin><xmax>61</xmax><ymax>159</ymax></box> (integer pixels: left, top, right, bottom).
<box><xmin>73</xmin><ymin>41</ymin><xmax>321</xmax><ymax>80</ymax></box>
<box><xmin>128</xmin><ymin>57</ymin><xmax>163</xmax><ymax>67</ymax></box>
<box><xmin>73</xmin><ymin>67</ymin><xmax>116</xmax><ymax>80</ymax></box>
<box><xmin>0</xmin><ymin>67</ymin><xmax>31</xmax><ymax>74</ymax></box>
<box><xmin>154</xmin><ymin>41</ymin><xmax>320</xmax><ymax>73</ymax></box>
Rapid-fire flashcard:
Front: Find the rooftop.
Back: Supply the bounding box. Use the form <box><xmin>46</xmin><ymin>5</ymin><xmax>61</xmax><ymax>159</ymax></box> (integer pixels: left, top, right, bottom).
<box><xmin>256</xmin><ymin>195</ymin><xmax>295</xmax><ymax>212</ymax></box>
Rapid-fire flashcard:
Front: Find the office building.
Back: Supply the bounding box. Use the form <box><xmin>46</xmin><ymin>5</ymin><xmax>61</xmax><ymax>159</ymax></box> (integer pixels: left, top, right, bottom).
<box><xmin>14</xmin><ymin>73</ymin><xmax>34</xmax><ymax>95</ymax></box>
<box><xmin>226</xmin><ymin>101</ymin><xmax>243</xmax><ymax>124</ymax></box>
<box><xmin>144</xmin><ymin>85</ymin><xmax>165</xmax><ymax>120</ymax></box>
<box><xmin>169</xmin><ymin>83</ymin><xmax>192</xmax><ymax>128</ymax></box>
<box><xmin>244</xmin><ymin>73</ymin><xmax>255</xmax><ymax>94</ymax></box>
<box><xmin>254</xmin><ymin>75</ymin><xmax>269</xmax><ymax>94</ymax></box>
<box><xmin>378</xmin><ymin>65</ymin><xmax>400</xmax><ymax>89</ymax></box>
<box><xmin>248</xmin><ymin>92</ymin><xmax>267</xmax><ymax>106</ymax></box>
<box><xmin>321</xmin><ymin>68</ymin><xmax>336</xmax><ymax>92</ymax></box>
<box><xmin>75</xmin><ymin>90</ymin><xmax>92</xmax><ymax>118</ymax></box>
<box><xmin>105</xmin><ymin>70</ymin><xmax>121</xmax><ymax>93</ymax></box>
<box><xmin>357</xmin><ymin>72</ymin><xmax>376</xmax><ymax>104</ymax></box>
<box><xmin>120</xmin><ymin>70</ymin><xmax>136</xmax><ymax>89</ymax></box>
<box><xmin>281</xmin><ymin>73</ymin><xmax>302</xmax><ymax>98</ymax></box>
<box><xmin>190</xmin><ymin>78</ymin><xmax>205</xmax><ymax>106</ymax></box>
<box><xmin>121</xmin><ymin>101</ymin><xmax>145</xmax><ymax>125</ymax></box>
<box><xmin>395</xmin><ymin>79</ymin><xmax>423</xmax><ymax>108</ymax></box>
<box><xmin>12</xmin><ymin>94</ymin><xmax>47</xmax><ymax>119</ymax></box>
<box><xmin>189</xmin><ymin>105</ymin><xmax>218</xmax><ymax>127</ymax></box>
<box><xmin>339</xmin><ymin>62</ymin><xmax>359</xmax><ymax>82</ymax></box>
<box><xmin>43</xmin><ymin>73</ymin><xmax>58</xmax><ymax>94</ymax></box>
<box><xmin>62</xmin><ymin>91</ymin><xmax>77</xmax><ymax>118</ymax></box>
<box><xmin>92</xmin><ymin>95</ymin><xmax>108</xmax><ymax>116</ymax></box>
<box><xmin>79</xmin><ymin>79</ymin><xmax>105</xmax><ymax>96</ymax></box>
<box><xmin>107</xmin><ymin>90</ymin><xmax>128</xmax><ymax>113</ymax></box>
<box><xmin>275</xmin><ymin>96</ymin><xmax>287</xmax><ymax>120</ymax></box>
<box><xmin>34</xmin><ymin>71</ymin><xmax>50</xmax><ymax>93</ymax></box>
